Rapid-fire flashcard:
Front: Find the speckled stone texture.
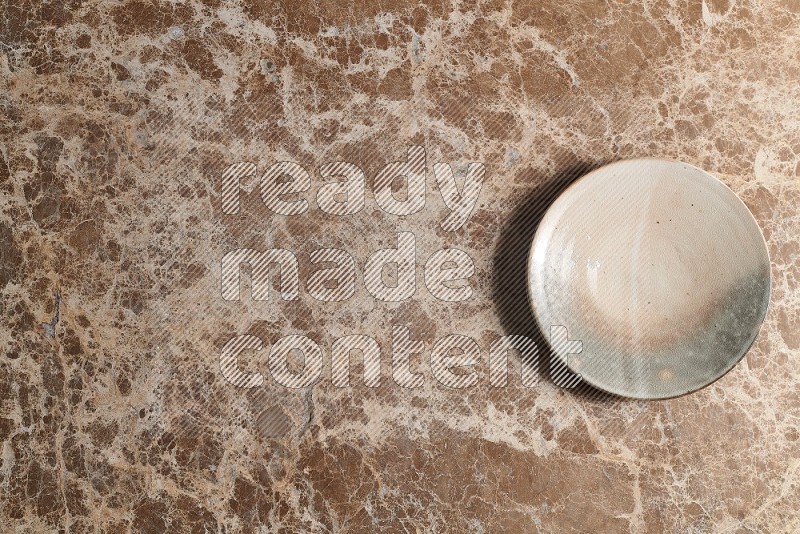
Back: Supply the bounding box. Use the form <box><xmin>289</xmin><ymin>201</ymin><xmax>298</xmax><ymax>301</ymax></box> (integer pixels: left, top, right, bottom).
<box><xmin>1</xmin><ymin>1</ymin><xmax>800</xmax><ymax>532</ymax></box>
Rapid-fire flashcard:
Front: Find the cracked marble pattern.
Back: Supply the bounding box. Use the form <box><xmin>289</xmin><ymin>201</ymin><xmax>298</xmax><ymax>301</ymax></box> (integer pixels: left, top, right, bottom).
<box><xmin>1</xmin><ymin>0</ymin><xmax>800</xmax><ymax>532</ymax></box>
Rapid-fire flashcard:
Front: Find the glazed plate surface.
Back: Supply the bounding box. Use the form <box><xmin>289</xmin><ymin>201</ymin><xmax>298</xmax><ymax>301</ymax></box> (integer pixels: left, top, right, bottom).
<box><xmin>528</xmin><ymin>159</ymin><xmax>771</xmax><ymax>399</ymax></box>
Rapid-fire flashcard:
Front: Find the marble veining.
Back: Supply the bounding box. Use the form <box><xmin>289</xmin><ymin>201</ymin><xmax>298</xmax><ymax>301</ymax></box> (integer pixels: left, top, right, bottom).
<box><xmin>1</xmin><ymin>0</ymin><xmax>799</xmax><ymax>532</ymax></box>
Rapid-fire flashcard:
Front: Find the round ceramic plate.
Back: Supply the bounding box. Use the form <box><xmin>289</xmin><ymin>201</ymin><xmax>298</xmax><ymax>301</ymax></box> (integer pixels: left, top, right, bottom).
<box><xmin>527</xmin><ymin>159</ymin><xmax>771</xmax><ymax>399</ymax></box>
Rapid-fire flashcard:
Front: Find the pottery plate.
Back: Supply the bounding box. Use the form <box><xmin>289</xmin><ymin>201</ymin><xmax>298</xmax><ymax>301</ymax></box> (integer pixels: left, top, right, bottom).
<box><xmin>528</xmin><ymin>159</ymin><xmax>771</xmax><ymax>399</ymax></box>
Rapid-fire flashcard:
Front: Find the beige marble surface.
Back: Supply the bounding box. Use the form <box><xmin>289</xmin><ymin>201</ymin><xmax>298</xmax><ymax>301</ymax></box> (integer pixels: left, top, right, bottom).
<box><xmin>1</xmin><ymin>0</ymin><xmax>799</xmax><ymax>532</ymax></box>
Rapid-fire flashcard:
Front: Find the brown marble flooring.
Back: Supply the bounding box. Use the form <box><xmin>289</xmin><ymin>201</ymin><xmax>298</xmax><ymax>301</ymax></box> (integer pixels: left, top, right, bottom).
<box><xmin>1</xmin><ymin>1</ymin><xmax>800</xmax><ymax>532</ymax></box>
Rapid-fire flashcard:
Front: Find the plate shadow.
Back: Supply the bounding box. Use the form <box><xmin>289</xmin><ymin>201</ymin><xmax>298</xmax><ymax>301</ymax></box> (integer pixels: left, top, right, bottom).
<box><xmin>491</xmin><ymin>159</ymin><xmax>621</xmax><ymax>403</ymax></box>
